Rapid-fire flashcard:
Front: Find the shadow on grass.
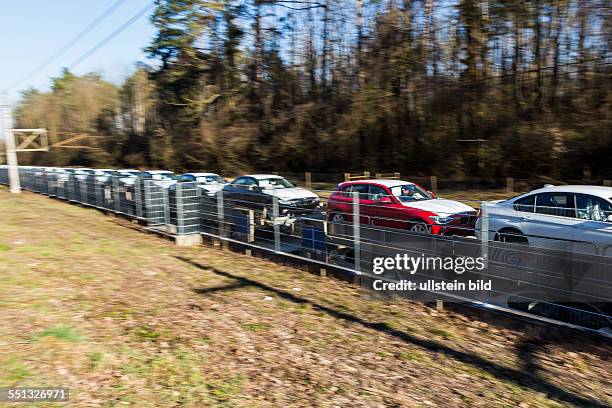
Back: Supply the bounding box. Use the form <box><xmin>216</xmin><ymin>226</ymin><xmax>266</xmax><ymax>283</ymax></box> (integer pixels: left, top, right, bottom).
<box><xmin>176</xmin><ymin>256</ymin><xmax>607</xmax><ymax>408</ymax></box>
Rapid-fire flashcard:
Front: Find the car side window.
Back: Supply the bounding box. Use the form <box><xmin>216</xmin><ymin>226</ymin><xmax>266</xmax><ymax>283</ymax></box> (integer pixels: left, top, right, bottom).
<box><xmin>349</xmin><ymin>184</ymin><xmax>370</xmax><ymax>200</ymax></box>
<box><xmin>180</xmin><ymin>175</ymin><xmax>195</xmax><ymax>182</ymax></box>
<box><xmin>369</xmin><ymin>185</ymin><xmax>388</xmax><ymax>201</ymax></box>
<box><xmin>340</xmin><ymin>185</ymin><xmax>353</xmax><ymax>198</ymax></box>
<box><xmin>514</xmin><ymin>195</ymin><xmax>535</xmax><ymax>213</ymax></box>
<box><xmin>575</xmin><ymin>194</ymin><xmax>612</xmax><ymax>222</ymax></box>
<box><xmin>232</xmin><ymin>177</ymin><xmax>249</xmax><ymax>186</ymax></box>
<box><xmin>535</xmin><ymin>193</ymin><xmax>576</xmax><ymax>218</ymax></box>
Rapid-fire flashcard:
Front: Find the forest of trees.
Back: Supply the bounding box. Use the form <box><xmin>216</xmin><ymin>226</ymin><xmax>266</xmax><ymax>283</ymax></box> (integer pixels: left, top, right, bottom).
<box><xmin>11</xmin><ymin>0</ymin><xmax>612</xmax><ymax>180</ymax></box>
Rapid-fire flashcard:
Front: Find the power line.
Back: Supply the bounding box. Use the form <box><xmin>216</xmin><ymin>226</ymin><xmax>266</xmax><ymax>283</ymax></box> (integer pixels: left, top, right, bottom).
<box><xmin>6</xmin><ymin>0</ymin><xmax>127</xmax><ymax>90</ymax></box>
<box><xmin>68</xmin><ymin>2</ymin><xmax>155</xmax><ymax>70</ymax></box>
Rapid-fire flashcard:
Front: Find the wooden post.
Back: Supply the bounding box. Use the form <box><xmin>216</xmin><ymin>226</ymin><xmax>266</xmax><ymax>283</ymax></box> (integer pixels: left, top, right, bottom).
<box><xmin>436</xmin><ymin>299</ymin><xmax>444</xmax><ymax>311</ymax></box>
<box><xmin>305</xmin><ymin>172</ymin><xmax>312</xmax><ymax>188</ymax></box>
<box><xmin>364</xmin><ymin>171</ymin><xmax>370</xmax><ymax>179</ymax></box>
<box><xmin>272</xmin><ymin>171</ymin><xmax>279</xmax><ymax>176</ymax></box>
<box><xmin>344</xmin><ymin>172</ymin><xmax>350</xmax><ymax>182</ymax></box>
<box><xmin>375</xmin><ymin>173</ymin><xmax>381</xmax><ymax>179</ymax></box>
<box><xmin>506</xmin><ymin>177</ymin><xmax>514</xmax><ymax>194</ymax></box>
<box><xmin>319</xmin><ymin>268</ymin><xmax>327</xmax><ymax>277</ymax></box>
<box><xmin>394</xmin><ymin>172</ymin><xmax>400</xmax><ymax>179</ymax></box>
<box><xmin>604</xmin><ymin>180</ymin><xmax>611</xmax><ymax>187</ymax></box>
<box><xmin>247</xmin><ymin>209</ymin><xmax>255</xmax><ymax>243</ymax></box>
<box><xmin>430</xmin><ymin>175</ymin><xmax>438</xmax><ymax>192</ymax></box>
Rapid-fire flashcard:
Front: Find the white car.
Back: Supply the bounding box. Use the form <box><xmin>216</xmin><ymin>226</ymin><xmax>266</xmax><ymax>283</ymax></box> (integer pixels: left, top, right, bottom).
<box><xmin>73</xmin><ymin>168</ymin><xmax>95</xmax><ymax>181</ymax></box>
<box><xmin>223</xmin><ymin>174</ymin><xmax>321</xmax><ymax>215</ymax></box>
<box><xmin>139</xmin><ymin>170</ymin><xmax>178</xmax><ymax>188</ymax></box>
<box><xmin>178</xmin><ymin>172</ymin><xmax>226</xmax><ymax>196</ymax></box>
<box><xmin>477</xmin><ymin>185</ymin><xmax>612</xmax><ymax>256</ymax></box>
<box><xmin>93</xmin><ymin>169</ymin><xmax>115</xmax><ymax>183</ymax></box>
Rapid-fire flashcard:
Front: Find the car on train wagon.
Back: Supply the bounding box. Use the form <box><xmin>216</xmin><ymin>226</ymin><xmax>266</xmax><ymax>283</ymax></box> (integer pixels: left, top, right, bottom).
<box><xmin>177</xmin><ymin>172</ymin><xmax>227</xmax><ymax>197</ymax></box>
<box><xmin>222</xmin><ymin>174</ymin><xmax>321</xmax><ymax>215</ymax></box>
<box><xmin>327</xmin><ymin>179</ymin><xmax>477</xmax><ymax>235</ymax></box>
<box><xmin>476</xmin><ymin>185</ymin><xmax>612</xmax><ymax>256</ymax></box>
<box><xmin>138</xmin><ymin>170</ymin><xmax>178</xmax><ymax>188</ymax></box>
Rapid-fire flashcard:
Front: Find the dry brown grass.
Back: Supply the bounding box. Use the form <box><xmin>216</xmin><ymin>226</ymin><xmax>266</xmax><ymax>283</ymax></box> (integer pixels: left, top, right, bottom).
<box><xmin>0</xmin><ymin>187</ymin><xmax>610</xmax><ymax>407</ymax></box>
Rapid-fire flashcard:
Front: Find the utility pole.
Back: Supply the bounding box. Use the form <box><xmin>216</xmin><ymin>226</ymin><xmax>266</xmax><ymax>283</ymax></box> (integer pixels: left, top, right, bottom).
<box><xmin>1</xmin><ymin>91</ymin><xmax>20</xmax><ymax>193</ymax></box>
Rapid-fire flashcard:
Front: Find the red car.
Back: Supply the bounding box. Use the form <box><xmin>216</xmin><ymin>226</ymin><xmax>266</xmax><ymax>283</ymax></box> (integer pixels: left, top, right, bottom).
<box><xmin>327</xmin><ymin>179</ymin><xmax>477</xmax><ymax>235</ymax></box>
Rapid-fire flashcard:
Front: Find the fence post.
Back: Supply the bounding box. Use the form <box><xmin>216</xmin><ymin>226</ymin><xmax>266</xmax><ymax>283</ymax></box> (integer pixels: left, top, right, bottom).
<box><xmin>480</xmin><ymin>203</ymin><xmax>489</xmax><ymax>269</ymax></box>
<box><xmin>364</xmin><ymin>171</ymin><xmax>370</xmax><ymax>179</ymax></box>
<box><xmin>375</xmin><ymin>173</ymin><xmax>381</xmax><ymax>179</ymax></box>
<box><xmin>604</xmin><ymin>179</ymin><xmax>611</xmax><ymax>187</ymax></box>
<box><xmin>394</xmin><ymin>172</ymin><xmax>400</xmax><ymax>179</ymax></box>
<box><xmin>217</xmin><ymin>189</ymin><xmax>225</xmax><ymax>239</ymax></box>
<box><xmin>248</xmin><ymin>209</ymin><xmax>255</xmax><ymax>243</ymax></box>
<box><xmin>176</xmin><ymin>183</ymin><xmax>184</xmax><ymax>235</ymax></box>
<box><xmin>344</xmin><ymin>172</ymin><xmax>350</xmax><ymax>182</ymax></box>
<box><xmin>430</xmin><ymin>175</ymin><xmax>438</xmax><ymax>192</ymax></box>
<box><xmin>163</xmin><ymin>187</ymin><xmax>170</xmax><ymax>227</ymax></box>
<box><xmin>305</xmin><ymin>172</ymin><xmax>312</xmax><ymax>188</ymax></box>
<box><xmin>80</xmin><ymin>178</ymin><xmax>87</xmax><ymax>205</ymax></box>
<box><xmin>352</xmin><ymin>190</ymin><xmax>361</xmax><ymax>273</ymax></box>
<box><xmin>134</xmin><ymin>177</ymin><xmax>143</xmax><ymax>218</ymax></box>
<box><xmin>113</xmin><ymin>176</ymin><xmax>120</xmax><ymax>212</ymax></box>
<box><xmin>506</xmin><ymin>177</ymin><xmax>514</xmax><ymax>194</ymax></box>
<box><xmin>273</xmin><ymin>196</ymin><xmax>281</xmax><ymax>252</ymax></box>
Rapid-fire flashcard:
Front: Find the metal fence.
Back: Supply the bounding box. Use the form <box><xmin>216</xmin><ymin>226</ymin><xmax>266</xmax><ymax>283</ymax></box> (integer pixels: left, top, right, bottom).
<box><xmin>1</xmin><ymin>166</ymin><xmax>611</xmax><ymax>336</ymax></box>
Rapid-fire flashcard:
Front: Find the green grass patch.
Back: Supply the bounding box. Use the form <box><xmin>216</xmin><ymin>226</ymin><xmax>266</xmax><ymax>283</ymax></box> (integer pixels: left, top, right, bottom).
<box><xmin>240</xmin><ymin>322</ymin><xmax>271</xmax><ymax>332</ymax></box>
<box><xmin>397</xmin><ymin>350</ymin><xmax>428</xmax><ymax>363</ymax></box>
<box><xmin>6</xmin><ymin>365</ymin><xmax>31</xmax><ymax>381</ymax></box>
<box><xmin>34</xmin><ymin>324</ymin><xmax>84</xmax><ymax>342</ymax></box>
<box><xmin>0</xmin><ymin>243</ymin><xmax>10</xmax><ymax>251</ymax></box>
<box><xmin>135</xmin><ymin>327</ymin><xmax>161</xmax><ymax>341</ymax></box>
<box><xmin>87</xmin><ymin>352</ymin><xmax>103</xmax><ymax>370</ymax></box>
<box><xmin>430</xmin><ymin>328</ymin><xmax>455</xmax><ymax>340</ymax></box>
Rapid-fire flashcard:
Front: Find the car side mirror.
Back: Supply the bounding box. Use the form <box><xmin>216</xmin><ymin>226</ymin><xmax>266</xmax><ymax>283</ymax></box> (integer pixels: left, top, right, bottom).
<box><xmin>428</xmin><ymin>190</ymin><xmax>436</xmax><ymax>198</ymax></box>
<box><xmin>378</xmin><ymin>196</ymin><xmax>393</xmax><ymax>204</ymax></box>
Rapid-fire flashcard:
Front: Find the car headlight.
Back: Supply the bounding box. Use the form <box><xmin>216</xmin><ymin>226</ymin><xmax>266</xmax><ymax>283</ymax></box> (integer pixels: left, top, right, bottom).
<box><xmin>429</xmin><ymin>215</ymin><xmax>454</xmax><ymax>225</ymax></box>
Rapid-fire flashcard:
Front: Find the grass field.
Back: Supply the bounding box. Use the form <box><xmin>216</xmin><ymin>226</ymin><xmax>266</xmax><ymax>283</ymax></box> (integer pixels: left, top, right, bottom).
<box><xmin>0</xmin><ymin>187</ymin><xmax>610</xmax><ymax>407</ymax></box>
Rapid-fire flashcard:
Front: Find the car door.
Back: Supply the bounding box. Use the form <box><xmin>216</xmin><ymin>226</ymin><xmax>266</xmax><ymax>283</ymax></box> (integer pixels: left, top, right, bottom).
<box><xmin>224</xmin><ymin>177</ymin><xmax>248</xmax><ymax>206</ymax></box>
<box><xmin>523</xmin><ymin>192</ymin><xmax>580</xmax><ymax>251</ymax></box>
<box><xmin>328</xmin><ymin>184</ymin><xmax>354</xmax><ymax>220</ymax></box>
<box><xmin>572</xmin><ymin>194</ymin><xmax>612</xmax><ymax>256</ymax></box>
<box><xmin>367</xmin><ymin>185</ymin><xmax>404</xmax><ymax>229</ymax></box>
<box><xmin>345</xmin><ymin>184</ymin><xmax>371</xmax><ymax>224</ymax></box>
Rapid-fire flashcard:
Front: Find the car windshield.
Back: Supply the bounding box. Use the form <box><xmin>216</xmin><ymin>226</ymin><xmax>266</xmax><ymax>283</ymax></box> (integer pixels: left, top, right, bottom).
<box><xmin>390</xmin><ymin>184</ymin><xmax>431</xmax><ymax>202</ymax></box>
<box><xmin>152</xmin><ymin>173</ymin><xmax>177</xmax><ymax>180</ymax></box>
<box><xmin>258</xmin><ymin>177</ymin><xmax>294</xmax><ymax>189</ymax></box>
<box><xmin>197</xmin><ymin>175</ymin><xmax>224</xmax><ymax>184</ymax></box>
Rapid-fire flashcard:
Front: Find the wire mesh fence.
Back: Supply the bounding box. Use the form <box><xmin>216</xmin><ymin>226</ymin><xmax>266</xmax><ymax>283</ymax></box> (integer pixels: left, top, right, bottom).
<box><xmin>1</xmin><ymin>166</ymin><xmax>611</xmax><ymax>335</ymax></box>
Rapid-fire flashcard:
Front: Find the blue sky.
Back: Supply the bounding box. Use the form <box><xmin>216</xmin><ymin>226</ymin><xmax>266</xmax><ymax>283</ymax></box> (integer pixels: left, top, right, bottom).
<box><xmin>0</xmin><ymin>0</ymin><xmax>155</xmax><ymax>104</ymax></box>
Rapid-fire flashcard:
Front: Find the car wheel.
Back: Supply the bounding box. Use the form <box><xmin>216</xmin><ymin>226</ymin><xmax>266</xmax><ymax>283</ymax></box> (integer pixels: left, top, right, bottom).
<box><xmin>409</xmin><ymin>221</ymin><xmax>430</xmax><ymax>234</ymax></box>
<box><xmin>330</xmin><ymin>212</ymin><xmax>346</xmax><ymax>222</ymax></box>
<box><xmin>495</xmin><ymin>228</ymin><xmax>529</xmax><ymax>245</ymax></box>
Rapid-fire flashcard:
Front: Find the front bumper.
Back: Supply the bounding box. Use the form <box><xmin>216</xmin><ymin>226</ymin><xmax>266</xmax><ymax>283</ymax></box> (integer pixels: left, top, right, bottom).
<box><xmin>432</xmin><ymin>214</ymin><xmax>478</xmax><ymax>236</ymax></box>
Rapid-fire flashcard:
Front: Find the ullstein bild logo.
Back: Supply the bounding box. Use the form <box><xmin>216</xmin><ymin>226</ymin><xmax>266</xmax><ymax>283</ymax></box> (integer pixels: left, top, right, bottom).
<box><xmin>372</xmin><ymin>254</ymin><xmax>486</xmax><ymax>275</ymax></box>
